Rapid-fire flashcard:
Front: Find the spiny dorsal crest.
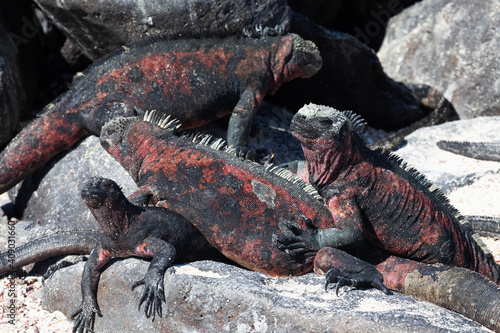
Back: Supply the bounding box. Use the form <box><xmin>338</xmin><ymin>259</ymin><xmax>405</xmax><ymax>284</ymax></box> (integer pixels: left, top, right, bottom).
<box><xmin>143</xmin><ymin>110</ymin><xmax>181</xmax><ymax>131</ymax></box>
<box><xmin>264</xmin><ymin>164</ymin><xmax>322</xmax><ymax>201</ymax></box>
<box><xmin>342</xmin><ymin>110</ymin><xmax>366</xmax><ymax>135</ymax></box>
<box><xmin>384</xmin><ymin>151</ymin><xmax>492</xmax><ymax>257</ymax></box>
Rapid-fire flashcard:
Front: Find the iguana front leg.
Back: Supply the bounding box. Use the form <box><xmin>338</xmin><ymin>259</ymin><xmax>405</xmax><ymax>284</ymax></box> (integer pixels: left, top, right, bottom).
<box><xmin>131</xmin><ymin>237</ymin><xmax>176</xmax><ymax>321</ymax></box>
<box><xmin>227</xmin><ymin>88</ymin><xmax>265</xmax><ymax>147</ymax></box>
<box><xmin>72</xmin><ymin>245</ymin><xmax>111</xmax><ymax>333</ymax></box>
<box><xmin>273</xmin><ymin>199</ymin><xmax>366</xmax><ymax>252</ymax></box>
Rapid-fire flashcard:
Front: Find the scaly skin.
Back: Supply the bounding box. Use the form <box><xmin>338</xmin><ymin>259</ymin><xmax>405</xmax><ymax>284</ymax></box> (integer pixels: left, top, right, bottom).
<box><xmin>0</xmin><ymin>33</ymin><xmax>321</xmax><ymax>194</ymax></box>
<box><xmin>100</xmin><ymin>112</ymin><xmax>334</xmax><ymax>277</ymax></box>
<box><xmin>437</xmin><ymin>141</ymin><xmax>500</xmax><ymax>162</ymax></box>
<box><xmin>281</xmin><ymin>103</ymin><xmax>499</xmax><ymax>285</ymax></box>
<box><xmin>0</xmin><ymin>230</ymin><xmax>103</xmax><ymax>276</ymax></box>
<box><xmin>100</xmin><ymin>111</ymin><xmax>500</xmax><ymax>331</ymax></box>
<box><xmin>70</xmin><ymin>177</ymin><xmax>219</xmax><ymax>333</ymax></box>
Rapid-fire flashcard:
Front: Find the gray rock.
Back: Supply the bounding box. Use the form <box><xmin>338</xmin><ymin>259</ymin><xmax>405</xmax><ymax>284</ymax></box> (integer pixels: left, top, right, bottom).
<box><xmin>8</xmin><ymin>136</ymin><xmax>137</xmax><ymax>231</ymax></box>
<box><xmin>43</xmin><ymin>259</ymin><xmax>489</xmax><ymax>332</ymax></box>
<box><xmin>0</xmin><ymin>2</ymin><xmax>41</xmax><ymax>148</ymax></box>
<box><xmin>33</xmin><ymin>0</ymin><xmax>291</xmax><ymax>60</ymax></box>
<box><xmin>395</xmin><ymin>116</ymin><xmax>500</xmax><ymax>217</ymax></box>
<box><xmin>378</xmin><ymin>0</ymin><xmax>500</xmax><ymax>119</ymax></box>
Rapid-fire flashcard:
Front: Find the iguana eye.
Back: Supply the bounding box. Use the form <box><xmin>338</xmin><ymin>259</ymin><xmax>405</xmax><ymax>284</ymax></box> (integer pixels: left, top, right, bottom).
<box><xmin>319</xmin><ymin>119</ymin><xmax>333</xmax><ymax>126</ymax></box>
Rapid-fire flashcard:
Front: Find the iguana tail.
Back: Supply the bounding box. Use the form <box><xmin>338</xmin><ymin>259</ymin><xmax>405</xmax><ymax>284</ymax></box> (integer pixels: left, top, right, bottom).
<box><xmin>0</xmin><ymin>103</ymin><xmax>87</xmax><ymax>194</ymax></box>
<box><xmin>466</xmin><ymin>215</ymin><xmax>500</xmax><ymax>238</ymax></box>
<box><xmin>0</xmin><ymin>230</ymin><xmax>102</xmax><ymax>275</ymax></box>
<box><xmin>377</xmin><ymin>255</ymin><xmax>500</xmax><ymax>332</ymax></box>
<box><xmin>370</xmin><ymin>84</ymin><xmax>459</xmax><ymax>151</ymax></box>
<box><xmin>315</xmin><ymin>247</ymin><xmax>500</xmax><ymax>332</ymax></box>
<box><xmin>437</xmin><ymin>141</ymin><xmax>500</xmax><ymax>162</ymax></box>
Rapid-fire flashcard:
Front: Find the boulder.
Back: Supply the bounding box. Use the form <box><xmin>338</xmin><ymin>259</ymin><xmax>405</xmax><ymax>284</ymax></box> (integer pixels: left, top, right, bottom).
<box><xmin>378</xmin><ymin>0</ymin><xmax>500</xmax><ymax>119</ymax></box>
<box><xmin>42</xmin><ymin>259</ymin><xmax>489</xmax><ymax>332</ymax></box>
<box><xmin>0</xmin><ymin>1</ymin><xmax>42</xmax><ymax>148</ymax></box>
<box><xmin>33</xmin><ymin>0</ymin><xmax>291</xmax><ymax>60</ymax></box>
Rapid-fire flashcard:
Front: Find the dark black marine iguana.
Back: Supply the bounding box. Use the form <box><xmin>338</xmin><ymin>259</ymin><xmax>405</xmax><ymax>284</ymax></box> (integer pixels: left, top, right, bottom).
<box><xmin>0</xmin><ymin>177</ymin><xmax>220</xmax><ymax>333</ymax></box>
<box><xmin>0</xmin><ymin>31</ymin><xmax>321</xmax><ymax>195</ymax></box>
<box><xmin>99</xmin><ymin>110</ymin><xmax>500</xmax><ymax>331</ymax></box>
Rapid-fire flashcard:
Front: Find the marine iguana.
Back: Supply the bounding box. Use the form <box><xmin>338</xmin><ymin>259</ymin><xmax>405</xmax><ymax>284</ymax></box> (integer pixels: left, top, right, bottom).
<box><xmin>437</xmin><ymin>140</ymin><xmax>500</xmax><ymax>162</ymax></box>
<box><xmin>0</xmin><ymin>177</ymin><xmax>219</xmax><ymax>333</ymax></box>
<box><xmin>72</xmin><ymin>177</ymin><xmax>220</xmax><ymax>332</ymax></box>
<box><xmin>0</xmin><ymin>31</ymin><xmax>321</xmax><ymax>195</ymax></box>
<box><xmin>274</xmin><ymin>103</ymin><xmax>499</xmax><ymax>284</ymax></box>
<box><xmin>99</xmin><ymin>111</ymin><xmax>500</xmax><ymax>331</ymax></box>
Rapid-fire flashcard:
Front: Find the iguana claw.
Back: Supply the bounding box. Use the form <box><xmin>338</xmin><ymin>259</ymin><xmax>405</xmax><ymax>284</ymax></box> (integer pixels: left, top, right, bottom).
<box><xmin>71</xmin><ymin>300</ymin><xmax>102</xmax><ymax>333</ymax></box>
<box><xmin>273</xmin><ymin>218</ymin><xmax>320</xmax><ymax>256</ymax></box>
<box><xmin>324</xmin><ymin>267</ymin><xmax>390</xmax><ymax>296</ymax></box>
<box><xmin>132</xmin><ymin>270</ymin><xmax>167</xmax><ymax>321</ymax></box>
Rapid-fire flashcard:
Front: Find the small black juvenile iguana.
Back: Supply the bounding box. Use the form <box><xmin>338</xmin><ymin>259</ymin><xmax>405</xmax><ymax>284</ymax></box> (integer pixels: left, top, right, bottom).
<box><xmin>74</xmin><ymin>177</ymin><xmax>221</xmax><ymax>332</ymax></box>
<box><xmin>0</xmin><ymin>177</ymin><xmax>219</xmax><ymax>333</ymax></box>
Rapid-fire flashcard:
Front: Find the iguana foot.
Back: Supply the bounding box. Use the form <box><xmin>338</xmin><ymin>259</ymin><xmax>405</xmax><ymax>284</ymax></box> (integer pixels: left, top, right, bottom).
<box><xmin>131</xmin><ymin>270</ymin><xmax>167</xmax><ymax>321</ymax></box>
<box><xmin>71</xmin><ymin>300</ymin><xmax>102</xmax><ymax>333</ymax></box>
<box><xmin>314</xmin><ymin>247</ymin><xmax>390</xmax><ymax>296</ymax></box>
<box><xmin>43</xmin><ymin>256</ymin><xmax>87</xmax><ymax>280</ymax></box>
<box><xmin>272</xmin><ymin>217</ymin><xmax>320</xmax><ymax>256</ymax></box>
<box><xmin>324</xmin><ymin>267</ymin><xmax>390</xmax><ymax>296</ymax></box>
<box><xmin>233</xmin><ymin>146</ymin><xmax>275</xmax><ymax>165</ymax></box>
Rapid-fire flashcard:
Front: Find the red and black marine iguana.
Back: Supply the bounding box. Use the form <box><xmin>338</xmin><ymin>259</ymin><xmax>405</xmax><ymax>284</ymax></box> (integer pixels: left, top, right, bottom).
<box><xmin>99</xmin><ymin>110</ymin><xmax>500</xmax><ymax>331</ymax></box>
<box><xmin>275</xmin><ymin>103</ymin><xmax>499</xmax><ymax>282</ymax></box>
<box><xmin>0</xmin><ymin>31</ymin><xmax>321</xmax><ymax>194</ymax></box>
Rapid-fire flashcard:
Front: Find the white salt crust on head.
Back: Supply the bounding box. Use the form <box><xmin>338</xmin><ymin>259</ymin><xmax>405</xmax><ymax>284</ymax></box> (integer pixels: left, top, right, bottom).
<box><xmin>296</xmin><ymin>103</ymin><xmax>343</xmax><ymax>119</ymax></box>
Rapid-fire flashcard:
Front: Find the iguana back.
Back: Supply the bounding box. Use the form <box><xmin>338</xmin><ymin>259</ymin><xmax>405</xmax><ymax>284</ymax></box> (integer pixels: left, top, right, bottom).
<box><xmin>100</xmin><ymin>112</ymin><xmax>332</xmax><ymax>276</ymax></box>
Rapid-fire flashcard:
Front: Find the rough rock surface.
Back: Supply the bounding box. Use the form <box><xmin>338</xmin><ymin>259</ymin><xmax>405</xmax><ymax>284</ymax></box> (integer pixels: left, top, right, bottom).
<box><xmin>0</xmin><ymin>2</ymin><xmax>41</xmax><ymax>148</ymax></box>
<box><xmin>378</xmin><ymin>0</ymin><xmax>500</xmax><ymax>119</ymax></box>
<box><xmin>395</xmin><ymin>116</ymin><xmax>500</xmax><ymax>217</ymax></box>
<box><xmin>7</xmin><ymin>136</ymin><xmax>137</xmax><ymax>232</ymax></box>
<box><xmin>33</xmin><ymin>0</ymin><xmax>291</xmax><ymax>60</ymax></box>
<box><xmin>42</xmin><ymin>259</ymin><xmax>489</xmax><ymax>332</ymax></box>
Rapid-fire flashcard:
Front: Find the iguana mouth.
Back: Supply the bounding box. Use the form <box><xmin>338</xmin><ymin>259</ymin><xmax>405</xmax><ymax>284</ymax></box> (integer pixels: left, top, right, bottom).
<box><xmin>289</xmin><ymin>114</ymin><xmax>317</xmax><ymax>140</ymax></box>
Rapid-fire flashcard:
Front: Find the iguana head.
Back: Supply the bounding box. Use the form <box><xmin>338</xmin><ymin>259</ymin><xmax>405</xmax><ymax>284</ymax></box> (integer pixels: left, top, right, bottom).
<box><xmin>100</xmin><ymin>111</ymin><xmax>180</xmax><ymax>183</ymax></box>
<box><xmin>270</xmin><ymin>34</ymin><xmax>322</xmax><ymax>90</ymax></box>
<box><xmin>290</xmin><ymin>103</ymin><xmax>366</xmax><ymax>188</ymax></box>
<box><xmin>288</xmin><ymin>34</ymin><xmax>322</xmax><ymax>79</ymax></box>
<box><xmin>81</xmin><ymin>177</ymin><xmax>130</xmax><ymax>239</ymax></box>
<box><xmin>81</xmin><ymin>177</ymin><xmax>125</xmax><ymax>209</ymax></box>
